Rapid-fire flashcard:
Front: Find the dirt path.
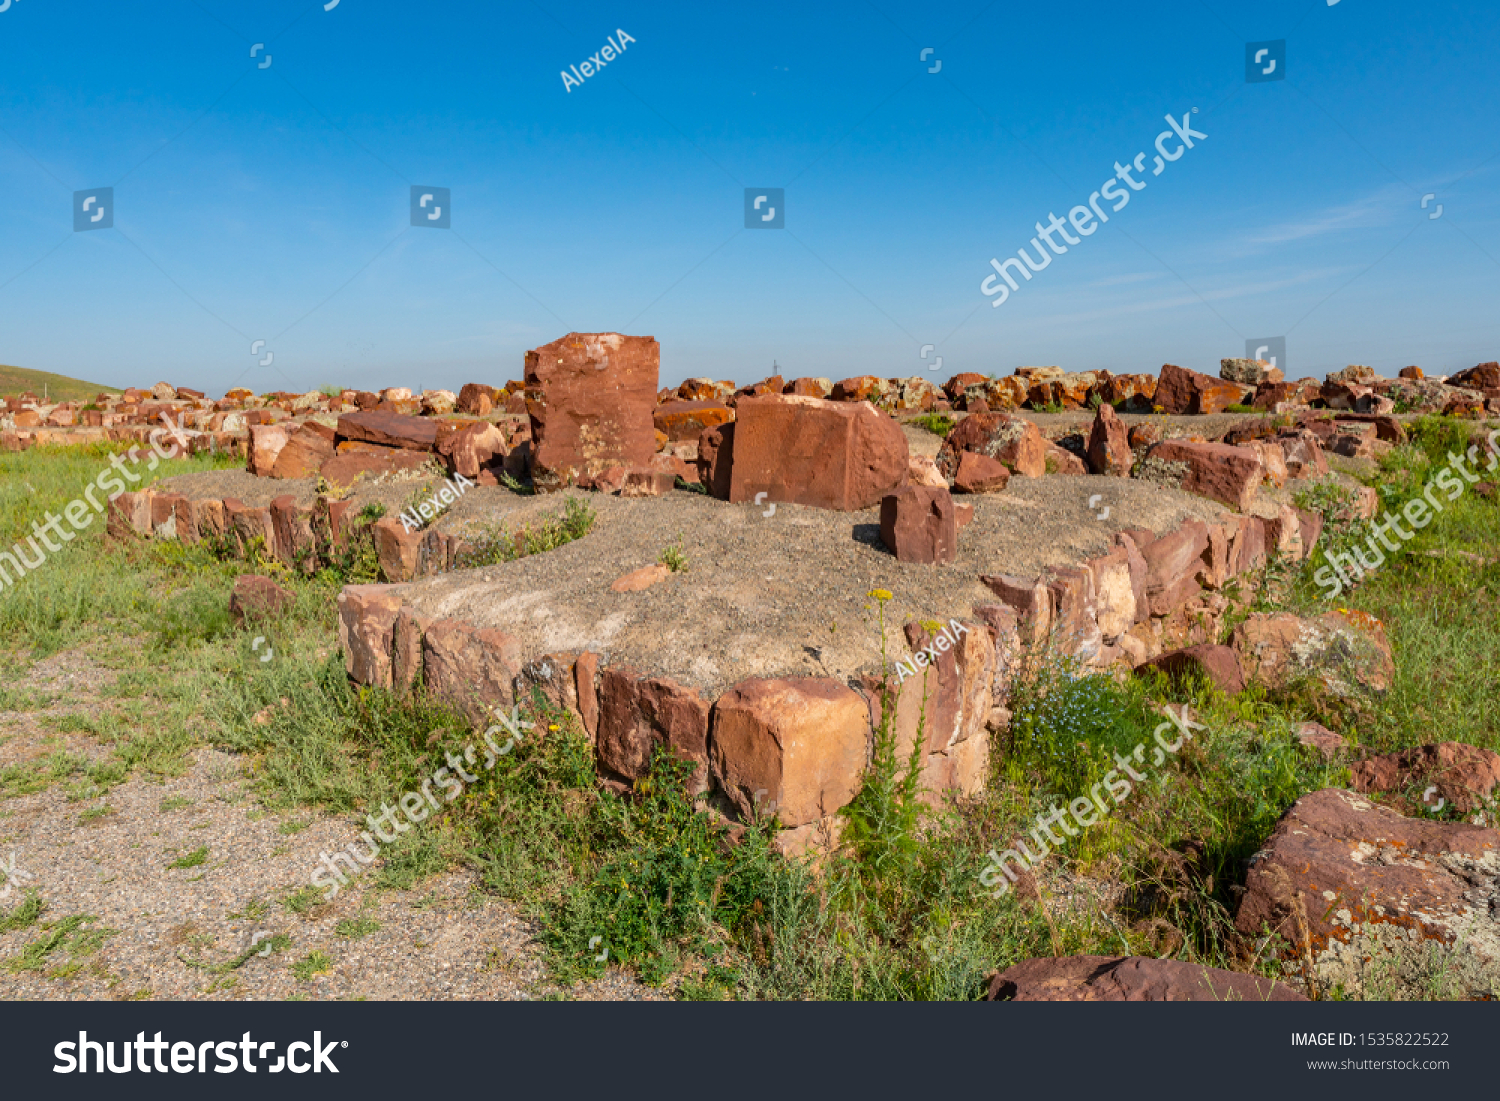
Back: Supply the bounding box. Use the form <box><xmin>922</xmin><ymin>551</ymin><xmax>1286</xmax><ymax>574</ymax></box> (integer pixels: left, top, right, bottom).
<box><xmin>0</xmin><ymin>651</ymin><xmax>663</xmax><ymax>1001</ymax></box>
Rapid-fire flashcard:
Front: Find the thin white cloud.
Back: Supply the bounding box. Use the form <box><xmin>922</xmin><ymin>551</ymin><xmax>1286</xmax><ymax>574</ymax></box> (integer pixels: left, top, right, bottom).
<box><xmin>1236</xmin><ymin>184</ymin><xmax>1409</xmax><ymax>253</ymax></box>
<box><xmin>1085</xmin><ymin>271</ymin><xmax>1165</xmax><ymax>287</ymax></box>
<box><xmin>1018</xmin><ymin>267</ymin><xmax>1351</xmax><ymax>328</ymax></box>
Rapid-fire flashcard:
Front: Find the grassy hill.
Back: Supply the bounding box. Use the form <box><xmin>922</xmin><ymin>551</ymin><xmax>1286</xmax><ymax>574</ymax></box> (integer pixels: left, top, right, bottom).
<box><xmin>0</xmin><ymin>364</ymin><xmax>121</xmax><ymax>403</ymax></box>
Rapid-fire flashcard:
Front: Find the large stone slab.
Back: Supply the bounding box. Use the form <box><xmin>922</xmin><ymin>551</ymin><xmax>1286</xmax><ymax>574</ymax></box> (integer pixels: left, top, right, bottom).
<box><xmin>710</xmin><ymin>676</ymin><xmax>870</xmax><ymax>828</ymax></box>
<box><xmin>335</xmin><ymin>409</ymin><xmax>439</xmax><ymax>452</ymax></box>
<box><xmin>1236</xmin><ymin>788</ymin><xmax>1500</xmax><ymax>999</ymax></box>
<box><xmin>524</xmin><ymin>332</ymin><xmax>659</xmax><ymax>490</ymax></box>
<box><xmin>720</xmin><ymin>395</ymin><xmax>909</xmax><ymax>511</ymax></box>
<box><xmin>1154</xmin><ymin>363</ymin><xmax>1242</xmax><ymax>415</ymax></box>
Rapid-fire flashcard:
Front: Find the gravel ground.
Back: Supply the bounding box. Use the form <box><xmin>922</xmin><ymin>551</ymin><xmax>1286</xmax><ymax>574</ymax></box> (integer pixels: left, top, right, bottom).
<box><xmin>0</xmin><ymin>651</ymin><xmax>665</xmax><ymax>1002</ymax></box>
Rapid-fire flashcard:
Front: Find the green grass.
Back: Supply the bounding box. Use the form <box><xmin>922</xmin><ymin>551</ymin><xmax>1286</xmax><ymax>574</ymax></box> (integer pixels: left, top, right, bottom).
<box><xmin>658</xmin><ymin>535</ymin><xmax>689</xmax><ymax>573</ymax></box>
<box><xmin>282</xmin><ymin>886</ymin><xmax>327</xmax><ymax>915</ymax></box>
<box><xmin>291</xmin><ymin>950</ymin><xmax>335</xmax><ymax>981</ymax></box>
<box><xmin>334</xmin><ymin>916</ymin><xmax>381</xmax><ymax>939</ymax></box>
<box><xmin>0</xmin><ymin>891</ymin><xmax>46</xmax><ymax>933</ymax></box>
<box><xmin>454</xmin><ymin>496</ymin><xmax>595</xmax><ymax>569</ymax></box>
<box><xmin>3</xmin><ymin>912</ymin><xmax>117</xmax><ymax>974</ymax></box>
<box><xmin>0</xmin><ymin>364</ymin><xmax>120</xmax><ymax>403</ymax></box>
<box><xmin>911</xmin><ymin>412</ymin><xmax>956</xmax><ymax>438</ymax></box>
<box><xmin>167</xmin><ymin>846</ymin><xmax>208</xmax><ymax>869</ymax></box>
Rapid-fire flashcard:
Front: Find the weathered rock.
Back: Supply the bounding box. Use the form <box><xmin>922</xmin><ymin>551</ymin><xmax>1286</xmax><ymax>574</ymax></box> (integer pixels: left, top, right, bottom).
<box><xmin>420</xmin><ymin>618</ymin><xmax>523</xmax><ymax>724</ymax></box>
<box><xmin>1351</xmin><ymin>742</ymin><xmax>1500</xmax><ymax>814</ymax></box>
<box><xmin>1326</xmin><ymin>365</ymin><xmax>1376</xmax><ymax>385</ymax></box>
<box><xmin>1277</xmin><ymin>429</ymin><xmax>1329</xmax><ymax>479</ymax></box>
<box><xmin>1085</xmin><ymin>550</ymin><xmax>1136</xmax><ymax>642</ymax></box>
<box><xmin>1248</xmin><ymin>440</ymin><xmax>1288</xmax><ymax>488</ymax></box>
<box><xmin>1154</xmin><ymin>363</ymin><xmax>1242</xmax><ymax>415</ymax></box>
<box><xmin>1220</xmin><ymin>358</ymin><xmax>1284</xmax><ymax>386</ymax></box>
<box><xmin>611</xmin><ymin>563</ymin><xmax>672</xmax><ymax>592</ymax></box>
<box><xmin>597</xmin><ymin>669</ymin><xmax>711</xmax><ymax>791</ymax></box>
<box><xmin>335</xmin><ymin>410</ymin><xmax>439</xmax><ymax>452</ymax></box>
<box><xmin>653</xmin><ymin>400</ymin><xmax>733</xmax><ymax>442</ymax></box>
<box><xmin>269</xmin><ymin>495</ymin><xmax>319</xmax><ymax>572</ymax></box>
<box><xmin>1095</xmin><ymin>373</ymin><xmax>1158</xmax><ymax>412</ymax></box>
<box><xmin>1251</xmin><ymin>381</ymin><xmax>1302</xmax><ymax>410</ymax></box>
<box><xmin>829</xmin><ymin>376</ymin><xmax>886</xmax><ymax>403</ymax></box>
<box><xmin>1398</xmin><ymin>365</ymin><xmax>1425</xmax><ymax>380</ymax></box>
<box><xmin>879</xmin><ymin>486</ymin><xmax>957</xmax><ymax>564</ymax></box>
<box><xmin>1235</xmin><ymin>788</ymin><xmax>1500</xmax><ymax>999</ymax></box>
<box><xmin>1140</xmin><ymin>439</ymin><xmax>1263</xmax><ymax>511</ymax></box>
<box><xmin>895</xmin><ymin>618</ymin><xmax>994</xmax><ymax>758</ymax></box>
<box><xmin>986</xmin><ymin>955</ymin><xmax>1306</xmax><ymax>1002</ymax></box>
<box><xmin>1085</xmin><ymin>402</ymin><xmax>1132</xmax><ymax>476</ymax></box>
<box><xmin>1126</xmin><ymin>422</ymin><xmax>1162</xmax><ymax>452</ymax></box>
<box><xmin>886</xmin><ymin>377</ymin><xmax>943</xmax><ymax>412</ymax></box>
<box><xmin>1232</xmin><ymin>609</ymin><xmax>1394</xmax><ymax>696</ymax></box>
<box><xmin>1137</xmin><ymin>644</ymin><xmax>1245</xmax><ymax>695</ymax></box>
<box><xmin>337</xmin><ymin>585</ymin><xmax>404</xmax><ymax>690</ymax></box>
<box><xmin>371</xmin><ymin>517</ymin><xmax>447</xmax><ymax>582</ymax></box>
<box><xmin>907</xmin><ymin>454</ymin><xmax>948</xmax><ymax>489</ymax></box>
<box><xmin>936</xmin><ymin>413</ymin><xmax>1047</xmax><ymax>479</ymax></box>
<box><xmin>619</xmin><ymin>467</ymin><xmax>676</xmax><ymax>497</ymax></box>
<box><xmin>320</xmin><ymin>446</ymin><xmax>432</xmax><ymax>488</ymax></box>
<box><xmin>269</xmin><ymin>421</ymin><xmax>336</xmax><ymax>479</ymax></box>
<box><xmin>952</xmin><ymin>451</ymin><xmax>1010</xmax><ymax>493</ymax></box>
<box><xmin>964</xmin><ymin>376</ymin><xmax>1030</xmax><ymax>411</ymax></box>
<box><xmin>1043</xmin><ymin>442</ymin><xmax>1087</xmax><ymax>476</ymax></box>
<box><xmin>1296</xmin><ymin>722</ymin><xmax>1344</xmax><ymax>760</ymax></box>
<box><xmin>435</xmin><ymin>420</ymin><xmax>507</xmax><ymax>480</ymax></box>
<box><xmin>677</xmin><ymin>377</ymin><xmax>735</xmax><ymax>402</ymax></box>
<box><xmin>456</xmin><ymin>383</ymin><xmax>497</xmax><ymax>416</ymax></box>
<box><xmin>247</xmin><ymin>425</ymin><xmax>291</xmax><ymax>477</ymax></box>
<box><xmin>230</xmin><ymin>574</ymin><xmax>294</xmax><ymax>625</ymax></box>
<box><xmin>710</xmin><ymin>677</ymin><xmax>870</xmax><ymax>828</ymax></box>
<box><xmin>223</xmin><ymin>499</ymin><xmax>276</xmax><ymax>557</ymax></box>
<box><xmin>783</xmin><ymin>377</ymin><xmax>833</xmax><ymax>399</ymax></box>
<box><xmin>695</xmin><ymin>422</ymin><xmax>734</xmax><ymax>500</ymax></box>
<box><xmin>1319</xmin><ymin>380</ymin><xmax>1372</xmax><ymax>411</ymax></box>
<box><xmin>721</xmin><ymin>395</ymin><xmax>909</xmax><ymax>511</ymax></box>
<box><xmin>979</xmin><ymin>574</ymin><xmax>1052</xmax><ymax>647</ymax></box>
<box><xmin>1138</xmin><ymin>520</ymin><xmax>1209</xmax><ymax>616</ymax></box>
<box><xmin>1332</xmin><ymin>413</ymin><xmax>1406</xmax><ymax>443</ymax></box>
<box><xmin>523</xmin><ymin>332</ymin><xmax>659</xmax><ymax>490</ymax></box>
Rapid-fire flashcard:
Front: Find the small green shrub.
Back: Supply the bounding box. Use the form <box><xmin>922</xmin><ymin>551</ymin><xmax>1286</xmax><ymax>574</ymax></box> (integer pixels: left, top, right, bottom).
<box><xmin>911</xmin><ymin>412</ymin><xmax>956</xmax><ymax>438</ymax></box>
<box><xmin>167</xmin><ymin>846</ymin><xmax>208</xmax><ymax>869</ymax></box>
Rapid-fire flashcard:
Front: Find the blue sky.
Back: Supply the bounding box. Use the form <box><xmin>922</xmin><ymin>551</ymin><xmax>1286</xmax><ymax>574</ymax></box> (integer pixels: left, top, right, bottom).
<box><xmin>1</xmin><ymin>0</ymin><xmax>1497</xmax><ymax>395</ymax></box>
